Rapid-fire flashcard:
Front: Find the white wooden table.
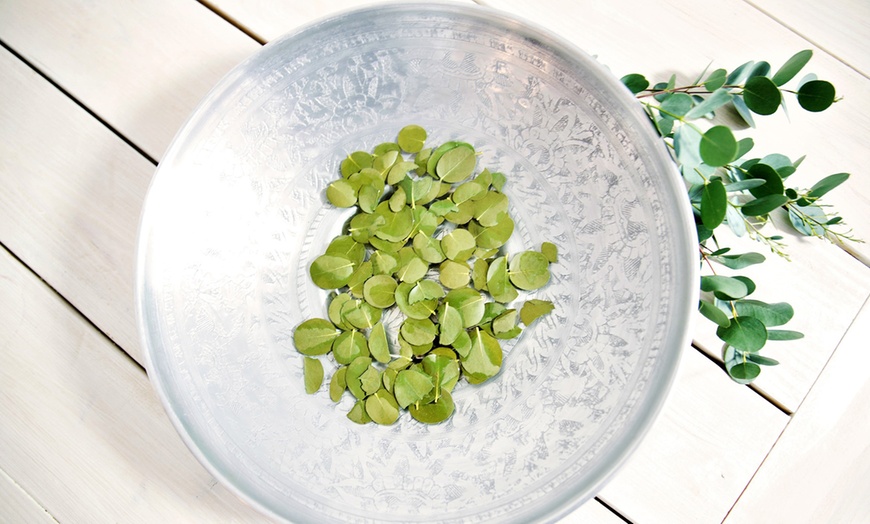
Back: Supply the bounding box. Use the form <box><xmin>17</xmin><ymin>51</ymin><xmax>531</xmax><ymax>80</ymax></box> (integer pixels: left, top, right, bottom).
<box><xmin>1</xmin><ymin>1</ymin><xmax>869</xmax><ymax>522</ymax></box>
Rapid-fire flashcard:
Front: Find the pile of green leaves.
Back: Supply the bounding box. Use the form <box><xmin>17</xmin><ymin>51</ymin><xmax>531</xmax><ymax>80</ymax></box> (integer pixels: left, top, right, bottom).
<box><xmin>293</xmin><ymin>125</ymin><xmax>555</xmax><ymax>424</ymax></box>
<box><xmin>622</xmin><ymin>50</ymin><xmax>857</xmax><ymax>383</ymax></box>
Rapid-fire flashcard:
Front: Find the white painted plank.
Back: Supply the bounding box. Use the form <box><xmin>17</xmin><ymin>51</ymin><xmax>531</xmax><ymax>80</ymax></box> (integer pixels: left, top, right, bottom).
<box><xmin>747</xmin><ymin>0</ymin><xmax>870</xmax><ymax>78</ymax></box>
<box><xmin>558</xmin><ymin>500</ymin><xmax>626</xmax><ymax>524</ymax></box>
<box><xmin>0</xmin><ymin>48</ymin><xmax>144</xmax><ymax>362</ymax></box>
<box><xmin>205</xmin><ymin>0</ymin><xmax>476</xmax><ymax>43</ymax></box>
<box><xmin>596</xmin><ymin>348</ymin><xmax>787</xmax><ymax>523</ymax></box>
<box><xmin>0</xmin><ymin>0</ymin><xmax>260</xmax><ymax>160</ymax></box>
<box><xmin>724</xmin><ymin>295</ymin><xmax>870</xmax><ymax>523</ymax></box>
<box><xmin>0</xmin><ymin>247</ymin><xmax>268</xmax><ymax>522</ymax></box>
<box><xmin>0</xmin><ymin>467</ymin><xmax>58</xmax><ymax>524</ymax></box>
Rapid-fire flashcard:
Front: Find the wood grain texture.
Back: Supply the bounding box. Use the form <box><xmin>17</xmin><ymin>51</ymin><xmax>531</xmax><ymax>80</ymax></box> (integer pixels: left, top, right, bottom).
<box><xmin>597</xmin><ymin>348</ymin><xmax>787</xmax><ymax>523</ymax></box>
<box><xmin>0</xmin><ymin>0</ymin><xmax>260</xmax><ymax>160</ymax></box>
<box><xmin>0</xmin><ymin>246</ymin><xmax>269</xmax><ymax>522</ymax></box>
<box><xmin>724</xmin><ymin>295</ymin><xmax>870</xmax><ymax>523</ymax></box>
<box><xmin>747</xmin><ymin>0</ymin><xmax>870</xmax><ymax>78</ymax></box>
<box><xmin>0</xmin><ymin>48</ymin><xmax>145</xmax><ymax>362</ymax></box>
<box><xmin>0</xmin><ymin>467</ymin><xmax>58</xmax><ymax>524</ymax></box>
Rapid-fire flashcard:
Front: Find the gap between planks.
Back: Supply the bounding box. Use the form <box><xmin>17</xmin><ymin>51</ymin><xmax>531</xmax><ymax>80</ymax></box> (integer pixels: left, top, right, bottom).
<box><xmin>196</xmin><ymin>0</ymin><xmax>268</xmax><ymax>45</ymax></box>
<box><xmin>742</xmin><ymin>0</ymin><xmax>870</xmax><ymax>82</ymax></box>
<box><xmin>721</xmin><ymin>291</ymin><xmax>870</xmax><ymax>522</ymax></box>
<box><xmin>0</xmin><ymin>39</ymin><xmax>157</xmax><ymax>167</ymax></box>
<box><xmin>0</xmin><ymin>240</ymin><xmax>145</xmax><ymax>375</ymax></box>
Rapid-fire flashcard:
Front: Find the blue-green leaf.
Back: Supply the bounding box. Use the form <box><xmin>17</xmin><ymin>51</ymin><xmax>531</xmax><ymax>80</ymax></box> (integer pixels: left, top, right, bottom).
<box><xmin>808</xmin><ymin>172</ymin><xmax>849</xmax><ymax>198</ymax></box>
<box><xmin>661</xmin><ymin>93</ymin><xmax>693</xmax><ymax>117</ymax></box>
<box><xmin>701</xmin><ymin>275</ymin><xmax>749</xmax><ymax>300</ymax></box>
<box><xmin>621</xmin><ymin>74</ymin><xmax>649</xmax><ymax>94</ymax></box>
<box><xmin>741</xmin><ymin>194</ymin><xmax>789</xmax><ymax>217</ymax></box>
<box><xmin>797</xmin><ymin>80</ymin><xmax>836</xmax><ymax>112</ymax></box>
<box><xmin>732</xmin><ymin>96</ymin><xmax>756</xmax><ymax>127</ymax></box>
<box><xmin>699</xmin><ymin>126</ymin><xmax>738</xmax><ymax>167</ymax></box>
<box><xmin>734</xmin><ymin>300</ymin><xmax>794</xmax><ymax>326</ymax></box>
<box><xmin>772</xmin><ymin>50</ymin><xmax>813</xmax><ymax>86</ymax></box>
<box><xmin>699</xmin><ymin>300</ymin><xmax>730</xmax><ymax>328</ymax></box>
<box><xmin>743</xmin><ymin>76</ymin><xmax>782</xmax><ymax>115</ymax></box>
<box><xmin>701</xmin><ymin>179</ymin><xmax>728</xmax><ymax>229</ymax></box>
<box><xmin>767</xmin><ymin>329</ymin><xmax>805</xmax><ymax>341</ymax></box>
<box><xmin>704</xmin><ymin>68</ymin><xmax>728</xmax><ymax>91</ymax></box>
<box><xmin>788</xmin><ymin>204</ymin><xmax>828</xmax><ymax>236</ymax></box>
<box><xmin>746</xmin><ymin>163</ymin><xmax>785</xmax><ymax>197</ymax></box>
<box><xmin>717</xmin><ymin>316</ymin><xmax>767</xmax><ymax>352</ymax></box>
<box><xmin>711</xmin><ymin>252</ymin><xmax>765</xmax><ymax>269</ymax></box>
<box><xmin>746</xmin><ymin>353</ymin><xmax>780</xmax><ymax>366</ymax></box>
<box><xmin>685</xmin><ymin>88</ymin><xmax>733</xmax><ymax>119</ymax></box>
<box><xmin>727</xmin><ymin>61</ymin><xmax>755</xmax><ymax>85</ymax></box>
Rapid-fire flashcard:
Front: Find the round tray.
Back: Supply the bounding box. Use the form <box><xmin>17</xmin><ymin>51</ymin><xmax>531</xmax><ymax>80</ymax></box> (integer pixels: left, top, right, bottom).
<box><xmin>136</xmin><ymin>3</ymin><xmax>697</xmax><ymax>522</ymax></box>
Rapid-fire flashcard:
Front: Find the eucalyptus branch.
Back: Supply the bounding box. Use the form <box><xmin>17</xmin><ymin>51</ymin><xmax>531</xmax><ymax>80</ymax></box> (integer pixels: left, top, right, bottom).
<box><xmin>622</xmin><ymin>49</ymin><xmax>855</xmax><ymax>384</ymax></box>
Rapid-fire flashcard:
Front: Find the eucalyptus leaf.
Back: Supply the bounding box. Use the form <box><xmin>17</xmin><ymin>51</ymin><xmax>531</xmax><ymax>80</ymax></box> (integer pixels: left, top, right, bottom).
<box><xmin>520</xmin><ymin>299</ymin><xmax>554</xmax><ymax>326</ymax></box>
<box><xmin>743</xmin><ymin>76</ymin><xmax>781</xmax><ymax>115</ymax></box>
<box><xmin>329</xmin><ymin>366</ymin><xmax>347</xmax><ymax>402</ymax></box>
<box><xmin>394</xmin><ymin>368</ymin><xmax>435</xmax><ymax>409</ymax></box>
<box><xmin>332</xmin><ymin>330</ymin><xmax>369</xmax><ymax>365</ymax></box>
<box><xmin>808</xmin><ymin>172</ymin><xmax>849</xmax><ymax>198</ymax></box>
<box><xmin>788</xmin><ymin>204</ymin><xmax>828</xmax><ymax>236</ymax></box>
<box><xmin>746</xmin><ymin>163</ymin><xmax>785</xmax><ymax>198</ymax></box>
<box><xmin>366</xmin><ymin>389</ymin><xmax>400</xmax><ymax>425</ymax></box>
<box><xmin>303</xmin><ymin>357</ymin><xmax>324</xmax><ymax>394</ymax></box>
<box><xmin>699</xmin><ymin>300</ymin><xmax>730</xmax><ymax>328</ymax></box>
<box><xmin>438</xmin><ymin>302</ymin><xmax>464</xmax><ymax>346</ymax></box>
<box><xmin>436</xmin><ymin>145</ymin><xmax>476</xmax><ymax>183</ymax></box>
<box><xmin>363</xmin><ymin>274</ymin><xmax>398</xmax><ymax>308</ymax></box>
<box><xmin>346</xmin><ymin>399</ymin><xmax>372</xmax><ymax>424</ymax></box>
<box><xmin>486</xmin><ymin>256</ymin><xmax>517</xmax><ymax>303</ymax></box>
<box><xmin>704</xmin><ymin>68</ymin><xmax>727</xmax><ymax>91</ymax></box>
<box><xmin>741</xmin><ymin>194</ymin><xmax>788</xmax><ymax>217</ymax></box>
<box><xmin>293</xmin><ymin>318</ymin><xmax>340</xmax><ymax>356</ymax></box>
<box><xmin>711</xmin><ymin>252</ymin><xmax>765</xmax><ymax>269</ymax></box>
<box><xmin>620</xmin><ymin>73</ymin><xmax>649</xmax><ymax>94</ymax></box>
<box><xmin>368</xmin><ymin>322</ymin><xmax>391</xmax><ymax>364</ymax></box>
<box><xmin>699</xmin><ymin>126</ymin><xmax>738</xmax><ymax>167</ymax></box>
<box><xmin>732</xmin><ymin>95</ymin><xmax>756</xmax><ymax>127</ymax></box>
<box><xmin>463</xmin><ymin>327</ymin><xmax>503</xmax><ymax>380</ymax></box>
<box><xmin>700</xmin><ymin>275</ymin><xmax>749</xmax><ymax>300</ymax></box>
<box><xmin>684</xmin><ymin>88</ymin><xmax>732</xmax><ymax>119</ymax></box>
<box><xmin>797</xmin><ymin>80</ymin><xmax>835</xmax><ymax>112</ymax></box>
<box><xmin>397</xmin><ymin>124</ymin><xmax>427</xmax><ymax>153</ymax></box>
<box><xmin>440</xmin><ymin>260</ymin><xmax>471</xmax><ymax>289</ymax></box>
<box><xmin>717</xmin><ymin>316</ymin><xmax>767</xmax><ymax>352</ymax></box>
<box><xmin>541</xmin><ymin>242</ymin><xmax>558</xmax><ymax>263</ymax></box>
<box><xmin>309</xmin><ymin>255</ymin><xmax>355</xmax><ymax>289</ymax></box>
<box><xmin>701</xmin><ymin>179</ymin><xmax>727</xmax><ymax>229</ymax></box>
<box><xmin>734</xmin><ymin>300</ymin><xmax>794</xmax><ymax>326</ymax></box>
<box><xmin>409</xmin><ymin>389</ymin><xmax>454</xmax><ymax>424</ymax></box>
<box><xmin>767</xmin><ymin>329</ymin><xmax>805</xmax><ymax>341</ymax></box>
<box><xmin>661</xmin><ymin>92</ymin><xmax>693</xmax><ymax>117</ymax></box>
<box><xmin>508</xmin><ymin>251</ymin><xmax>551</xmax><ymax>290</ymax></box>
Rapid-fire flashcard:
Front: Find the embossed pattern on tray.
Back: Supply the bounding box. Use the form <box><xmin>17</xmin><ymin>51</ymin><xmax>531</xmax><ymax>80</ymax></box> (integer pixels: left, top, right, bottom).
<box><xmin>137</xmin><ymin>4</ymin><xmax>697</xmax><ymax>523</ymax></box>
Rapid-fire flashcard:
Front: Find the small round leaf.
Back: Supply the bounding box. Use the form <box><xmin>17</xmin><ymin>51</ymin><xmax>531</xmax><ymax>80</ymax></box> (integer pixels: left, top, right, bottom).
<box><xmin>797</xmin><ymin>80</ymin><xmax>835</xmax><ymax>112</ymax></box>
<box><xmin>699</xmin><ymin>126</ymin><xmax>738</xmax><ymax>167</ymax></box>
<box><xmin>742</xmin><ymin>76</ymin><xmax>782</xmax><ymax>115</ymax></box>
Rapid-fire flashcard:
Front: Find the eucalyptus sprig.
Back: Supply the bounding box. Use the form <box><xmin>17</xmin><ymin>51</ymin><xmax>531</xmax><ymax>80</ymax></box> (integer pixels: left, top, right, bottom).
<box><xmin>622</xmin><ymin>50</ymin><xmax>859</xmax><ymax>384</ymax></box>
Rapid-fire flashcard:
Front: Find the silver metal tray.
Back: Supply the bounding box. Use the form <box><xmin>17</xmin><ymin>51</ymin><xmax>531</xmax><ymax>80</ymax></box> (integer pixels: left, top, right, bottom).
<box><xmin>136</xmin><ymin>3</ymin><xmax>697</xmax><ymax>522</ymax></box>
